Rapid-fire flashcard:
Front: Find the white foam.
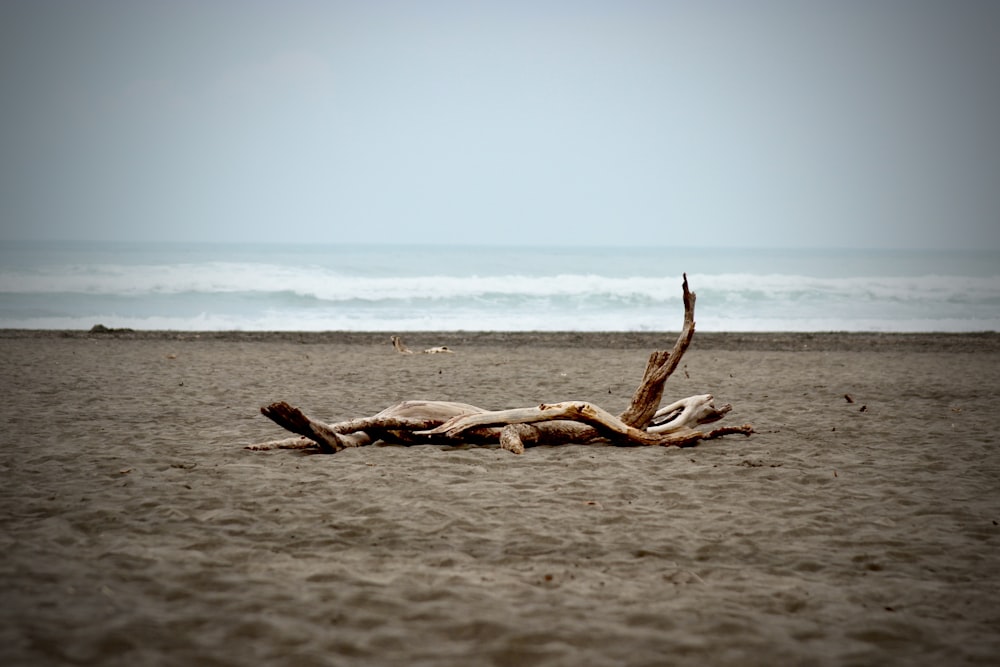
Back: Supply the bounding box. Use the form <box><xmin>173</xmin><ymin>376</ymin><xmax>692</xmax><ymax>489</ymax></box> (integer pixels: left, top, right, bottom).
<box><xmin>2</xmin><ymin>248</ymin><xmax>997</xmax><ymax>332</ymax></box>
<box><xmin>4</xmin><ymin>263</ymin><xmax>999</xmax><ymax>303</ymax></box>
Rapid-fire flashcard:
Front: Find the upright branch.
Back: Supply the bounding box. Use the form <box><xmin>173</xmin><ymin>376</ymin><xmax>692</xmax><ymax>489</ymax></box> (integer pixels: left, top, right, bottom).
<box><xmin>618</xmin><ymin>273</ymin><xmax>696</xmax><ymax>428</ymax></box>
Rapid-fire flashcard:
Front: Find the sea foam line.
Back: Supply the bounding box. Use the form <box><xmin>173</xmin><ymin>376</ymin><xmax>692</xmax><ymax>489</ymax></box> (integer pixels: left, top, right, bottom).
<box><xmin>2</xmin><ymin>264</ymin><xmax>998</xmax><ymax>303</ymax></box>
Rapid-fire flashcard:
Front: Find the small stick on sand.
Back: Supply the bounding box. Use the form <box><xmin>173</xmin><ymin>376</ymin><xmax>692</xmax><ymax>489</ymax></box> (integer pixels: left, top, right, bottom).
<box><xmin>391</xmin><ymin>336</ymin><xmax>413</xmax><ymax>354</ymax></box>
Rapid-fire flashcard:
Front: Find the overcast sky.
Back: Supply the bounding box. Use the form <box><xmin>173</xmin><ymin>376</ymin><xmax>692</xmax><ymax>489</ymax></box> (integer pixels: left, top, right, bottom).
<box><xmin>1</xmin><ymin>0</ymin><xmax>998</xmax><ymax>249</ymax></box>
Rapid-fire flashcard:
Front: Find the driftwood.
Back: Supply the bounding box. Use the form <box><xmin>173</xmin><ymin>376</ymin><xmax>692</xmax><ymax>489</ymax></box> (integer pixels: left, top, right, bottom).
<box><xmin>251</xmin><ymin>275</ymin><xmax>752</xmax><ymax>454</ymax></box>
<box><xmin>391</xmin><ymin>335</ymin><xmax>453</xmax><ymax>354</ymax></box>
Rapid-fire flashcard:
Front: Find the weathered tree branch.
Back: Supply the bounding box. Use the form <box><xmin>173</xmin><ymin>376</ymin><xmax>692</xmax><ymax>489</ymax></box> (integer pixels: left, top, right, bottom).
<box><xmin>618</xmin><ymin>273</ymin><xmax>696</xmax><ymax>428</ymax></box>
<box><xmin>648</xmin><ymin>394</ymin><xmax>731</xmax><ymax>433</ymax></box>
<box><xmin>416</xmin><ymin>398</ymin><xmax>748</xmax><ymax>447</ymax></box>
<box><xmin>250</xmin><ymin>276</ymin><xmax>752</xmax><ymax>455</ymax></box>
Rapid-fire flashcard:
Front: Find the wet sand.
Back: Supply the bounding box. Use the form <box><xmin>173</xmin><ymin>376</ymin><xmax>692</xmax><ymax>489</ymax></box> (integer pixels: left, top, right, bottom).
<box><xmin>1</xmin><ymin>331</ymin><xmax>998</xmax><ymax>666</ymax></box>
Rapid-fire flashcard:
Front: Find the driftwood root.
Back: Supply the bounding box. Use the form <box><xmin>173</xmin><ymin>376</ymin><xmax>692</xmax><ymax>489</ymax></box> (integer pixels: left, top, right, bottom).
<box><xmin>260</xmin><ymin>401</ymin><xmax>349</xmax><ymax>453</ymax></box>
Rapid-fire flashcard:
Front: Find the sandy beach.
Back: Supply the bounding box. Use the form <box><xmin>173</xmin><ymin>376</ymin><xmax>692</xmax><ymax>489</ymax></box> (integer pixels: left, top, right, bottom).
<box><xmin>1</xmin><ymin>330</ymin><xmax>998</xmax><ymax>666</ymax></box>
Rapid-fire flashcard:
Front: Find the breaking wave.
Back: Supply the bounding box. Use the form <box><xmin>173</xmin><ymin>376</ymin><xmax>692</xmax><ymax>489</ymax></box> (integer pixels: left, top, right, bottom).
<box><xmin>1</xmin><ymin>245</ymin><xmax>997</xmax><ymax>332</ymax></box>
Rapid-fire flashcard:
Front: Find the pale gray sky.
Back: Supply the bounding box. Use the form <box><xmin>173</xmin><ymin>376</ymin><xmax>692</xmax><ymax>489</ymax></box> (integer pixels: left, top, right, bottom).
<box><xmin>1</xmin><ymin>0</ymin><xmax>998</xmax><ymax>249</ymax></box>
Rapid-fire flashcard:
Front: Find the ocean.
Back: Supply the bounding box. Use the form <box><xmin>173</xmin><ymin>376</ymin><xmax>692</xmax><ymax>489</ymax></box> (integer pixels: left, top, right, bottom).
<box><xmin>0</xmin><ymin>241</ymin><xmax>997</xmax><ymax>332</ymax></box>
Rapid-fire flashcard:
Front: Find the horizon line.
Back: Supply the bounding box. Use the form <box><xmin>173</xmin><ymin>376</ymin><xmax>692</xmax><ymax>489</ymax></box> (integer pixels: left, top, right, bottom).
<box><xmin>2</xmin><ymin>238</ymin><xmax>998</xmax><ymax>254</ymax></box>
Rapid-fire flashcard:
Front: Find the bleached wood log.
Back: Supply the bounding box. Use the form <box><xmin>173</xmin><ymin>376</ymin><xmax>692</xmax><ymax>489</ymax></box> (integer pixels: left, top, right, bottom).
<box><xmin>419</xmin><ymin>395</ymin><xmax>732</xmax><ymax>439</ymax></box>
<box><xmin>419</xmin><ymin>402</ymin><xmax>630</xmax><ymax>439</ymax></box>
<box><xmin>252</xmin><ymin>276</ymin><xmax>754</xmax><ymax>455</ymax></box>
<box><xmin>252</xmin><ymin>400</ymin><xmax>750</xmax><ymax>452</ymax></box>
<box><xmin>417</xmin><ymin>399</ymin><xmax>750</xmax><ymax>448</ymax></box>
<box><xmin>251</xmin><ymin>394</ymin><xmax>739</xmax><ymax>452</ymax></box>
